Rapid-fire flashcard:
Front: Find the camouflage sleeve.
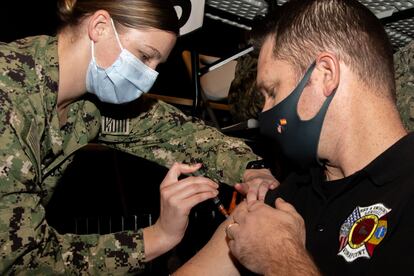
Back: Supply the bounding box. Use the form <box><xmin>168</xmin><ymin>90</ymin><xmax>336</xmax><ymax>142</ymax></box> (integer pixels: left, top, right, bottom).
<box><xmin>0</xmin><ymin>99</ymin><xmax>146</xmax><ymax>275</ymax></box>
<box><xmin>394</xmin><ymin>41</ymin><xmax>414</xmax><ymax>132</ymax></box>
<box><xmin>97</xmin><ymin>99</ymin><xmax>260</xmax><ymax>185</ymax></box>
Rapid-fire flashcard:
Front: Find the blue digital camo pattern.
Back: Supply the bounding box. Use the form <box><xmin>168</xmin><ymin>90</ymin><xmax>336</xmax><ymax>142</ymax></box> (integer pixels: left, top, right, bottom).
<box><xmin>0</xmin><ymin>36</ymin><xmax>259</xmax><ymax>274</ymax></box>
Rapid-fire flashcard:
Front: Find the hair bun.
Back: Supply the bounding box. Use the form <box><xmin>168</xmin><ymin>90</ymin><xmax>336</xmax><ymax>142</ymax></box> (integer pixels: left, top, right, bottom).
<box><xmin>57</xmin><ymin>0</ymin><xmax>77</xmax><ymax>23</ymax></box>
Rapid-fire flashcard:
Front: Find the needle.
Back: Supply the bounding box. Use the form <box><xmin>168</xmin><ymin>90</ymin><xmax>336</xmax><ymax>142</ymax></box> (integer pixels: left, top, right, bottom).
<box><xmin>192</xmin><ymin>170</ymin><xmax>229</xmax><ymax>218</ymax></box>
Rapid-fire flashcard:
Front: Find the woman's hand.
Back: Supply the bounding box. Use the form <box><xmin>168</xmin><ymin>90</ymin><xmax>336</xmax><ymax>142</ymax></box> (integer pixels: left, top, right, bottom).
<box><xmin>235</xmin><ymin>168</ymin><xmax>279</xmax><ymax>202</ymax></box>
<box><xmin>143</xmin><ymin>162</ymin><xmax>219</xmax><ymax>261</ymax></box>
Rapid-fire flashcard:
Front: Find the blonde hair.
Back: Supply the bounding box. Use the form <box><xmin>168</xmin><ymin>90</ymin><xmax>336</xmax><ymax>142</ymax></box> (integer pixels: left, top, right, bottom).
<box><xmin>57</xmin><ymin>0</ymin><xmax>179</xmax><ymax>34</ymax></box>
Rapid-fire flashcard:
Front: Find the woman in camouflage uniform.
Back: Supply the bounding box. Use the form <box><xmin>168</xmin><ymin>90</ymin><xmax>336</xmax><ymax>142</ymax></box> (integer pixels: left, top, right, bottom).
<box><xmin>0</xmin><ymin>0</ymin><xmax>277</xmax><ymax>274</ymax></box>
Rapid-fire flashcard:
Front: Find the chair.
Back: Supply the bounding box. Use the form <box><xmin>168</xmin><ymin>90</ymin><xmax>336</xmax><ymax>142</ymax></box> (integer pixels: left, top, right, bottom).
<box><xmin>181</xmin><ymin>50</ymin><xmax>235</xmax><ymax>128</ymax></box>
<box><xmin>188</xmin><ymin>53</ymin><xmax>237</xmax><ymax>103</ymax></box>
<box><xmin>181</xmin><ymin>47</ymin><xmax>259</xmax><ymax>132</ymax></box>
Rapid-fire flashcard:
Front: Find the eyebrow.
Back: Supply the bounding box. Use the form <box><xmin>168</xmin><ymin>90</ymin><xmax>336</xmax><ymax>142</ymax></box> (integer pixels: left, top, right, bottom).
<box><xmin>143</xmin><ymin>44</ymin><xmax>163</xmax><ymax>61</ymax></box>
<box><xmin>255</xmin><ymin>80</ymin><xmax>278</xmax><ymax>95</ymax></box>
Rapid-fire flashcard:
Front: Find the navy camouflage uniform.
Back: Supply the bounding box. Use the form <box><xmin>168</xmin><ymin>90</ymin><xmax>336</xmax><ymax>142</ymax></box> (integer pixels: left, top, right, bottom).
<box><xmin>394</xmin><ymin>40</ymin><xmax>414</xmax><ymax>132</ymax></box>
<box><xmin>0</xmin><ymin>36</ymin><xmax>259</xmax><ymax>275</ymax></box>
<box><xmin>228</xmin><ymin>52</ymin><xmax>264</xmax><ymax>123</ymax></box>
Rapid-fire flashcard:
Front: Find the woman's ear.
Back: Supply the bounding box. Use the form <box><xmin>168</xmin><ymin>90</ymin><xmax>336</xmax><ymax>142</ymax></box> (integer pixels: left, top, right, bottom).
<box><xmin>87</xmin><ymin>10</ymin><xmax>112</xmax><ymax>43</ymax></box>
<box><xmin>315</xmin><ymin>52</ymin><xmax>340</xmax><ymax>97</ymax></box>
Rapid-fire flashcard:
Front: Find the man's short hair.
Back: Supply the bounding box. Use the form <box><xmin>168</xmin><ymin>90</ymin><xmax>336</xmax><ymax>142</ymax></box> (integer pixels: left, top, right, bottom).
<box><xmin>256</xmin><ymin>0</ymin><xmax>395</xmax><ymax>99</ymax></box>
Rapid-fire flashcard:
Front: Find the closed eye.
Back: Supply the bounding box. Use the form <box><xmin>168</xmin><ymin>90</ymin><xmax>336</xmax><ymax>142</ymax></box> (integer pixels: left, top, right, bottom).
<box><xmin>266</xmin><ymin>88</ymin><xmax>276</xmax><ymax>99</ymax></box>
<box><xmin>260</xmin><ymin>87</ymin><xmax>276</xmax><ymax>99</ymax></box>
<box><xmin>256</xmin><ymin>82</ymin><xmax>277</xmax><ymax>99</ymax></box>
<box><xmin>138</xmin><ymin>50</ymin><xmax>152</xmax><ymax>64</ymax></box>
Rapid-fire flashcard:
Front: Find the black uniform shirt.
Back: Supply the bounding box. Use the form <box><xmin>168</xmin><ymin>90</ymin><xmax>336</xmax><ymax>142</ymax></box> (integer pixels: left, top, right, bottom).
<box><xmin>265</xmin><ymin>132</ymin><xmax>414</xmax><ymax>275</ymax></box>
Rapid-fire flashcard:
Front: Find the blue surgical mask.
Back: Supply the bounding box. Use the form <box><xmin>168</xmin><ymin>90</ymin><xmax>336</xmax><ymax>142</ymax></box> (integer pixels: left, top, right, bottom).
<box><xmin>86</xmin><ymin>19</ymin><xmax>159</xmax><ymax>104</ymax></box>
<box><xmin>259</xmin><ymin>62</ymin><xmax>335</xmax><ymax>168</ymax></box>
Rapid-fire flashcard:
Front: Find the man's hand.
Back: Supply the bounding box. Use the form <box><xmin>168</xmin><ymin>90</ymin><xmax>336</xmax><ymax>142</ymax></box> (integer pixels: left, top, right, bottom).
<box><xmin>226</xmin><ymin>198</ymin><xmax>320</xmax><ymax>275</ymax></box>
<box><xmin>235</xmin><ymin>168</ymin><xmax>279</xmax><ymax>202</ymax></box>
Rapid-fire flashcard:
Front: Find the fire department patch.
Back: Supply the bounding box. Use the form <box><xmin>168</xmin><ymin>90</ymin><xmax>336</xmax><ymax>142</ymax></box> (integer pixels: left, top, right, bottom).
<box><xmin>338</xmin><ymin>203</ymin><xmax>391</xmax><ymax>262</ymax></box>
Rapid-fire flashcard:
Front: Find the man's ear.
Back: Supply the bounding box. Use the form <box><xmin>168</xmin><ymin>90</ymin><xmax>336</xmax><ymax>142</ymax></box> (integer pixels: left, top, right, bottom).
<box><xmin>315</xmin><ymin>53</ymin><xmax>340</xmax><ymax>97</ymax></box>
<box><xmin>87</xmin><ymin>10</ymin><xmax>112</xmax><ymax>43</ymax></box>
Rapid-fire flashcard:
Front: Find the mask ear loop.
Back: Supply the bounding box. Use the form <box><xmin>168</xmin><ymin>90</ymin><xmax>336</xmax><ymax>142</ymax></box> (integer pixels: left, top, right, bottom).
<box><xmin>89</xmin><ymin>18</ymin><xmax>123</xmax><ymax>65</ymax></box>
<box><xmin>90</xmin><ymin>41</ymin><xmax>96</xmax><ymax>63</ymax></box>
<box><xmin>110</xmin><ymin>18</ymin><xmax>124</xmax><ymax>51</ymax></box>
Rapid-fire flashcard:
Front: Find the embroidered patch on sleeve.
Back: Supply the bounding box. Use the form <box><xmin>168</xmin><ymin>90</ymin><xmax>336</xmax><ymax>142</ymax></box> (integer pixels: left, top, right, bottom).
<box><xmin>338</xmin><ymin>203</ymin><xmax>391</xmax><ymax>262</ymax></box>
<box><xmin>101</xmin><ymin>116</ymin><xmax>130</xmax><ymax>135</ymax></box>
<box><xmin>26</xmin><ymin>120</ymin><xmax>42</xmax><ymax>182</ymax></box>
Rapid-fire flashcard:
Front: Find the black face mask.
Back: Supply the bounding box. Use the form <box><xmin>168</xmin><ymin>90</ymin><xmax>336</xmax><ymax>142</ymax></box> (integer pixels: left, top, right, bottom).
<box><xmin>259</xmin><ymin>62</ymin><xmax>336</xmax><ymax>168</ymax></box>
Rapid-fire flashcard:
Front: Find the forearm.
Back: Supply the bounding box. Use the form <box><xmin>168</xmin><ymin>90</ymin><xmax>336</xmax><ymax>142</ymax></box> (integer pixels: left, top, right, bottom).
<box><xmin>243</xmin><ymin>168</ymin><xmax>270</xmax><ymax>181</ymax></box>
<box><xmin>142</xmin><ymin>224</ymin><xmax>178</xmax><ymax>262</ymax></box>
<box><xmin>173</xmin><ymin>220</ymin><xmax>241</xmax><ymax>276</ymax></box>
<box><xmin>264</xmin><ymin>243</ymin><xmax>321</xmax><ymax>276</ymax></box>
